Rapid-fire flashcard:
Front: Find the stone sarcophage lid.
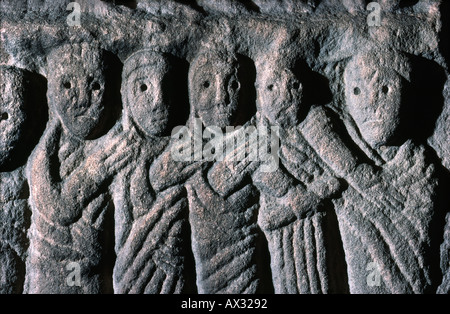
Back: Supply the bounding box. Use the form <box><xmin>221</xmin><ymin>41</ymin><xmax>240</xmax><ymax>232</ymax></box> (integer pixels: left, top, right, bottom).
<box><xmin>0</xmin><ymin>0</ymin><xmax>449</xmax><ymax>295</ymax></box>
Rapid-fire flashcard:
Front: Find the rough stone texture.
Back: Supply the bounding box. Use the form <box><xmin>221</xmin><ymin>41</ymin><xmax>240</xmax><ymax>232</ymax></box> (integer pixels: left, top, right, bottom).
<box><xmin>0</xmin><ymin>0</ymin><xmax>449</xmax><ymax>294</ymax></box>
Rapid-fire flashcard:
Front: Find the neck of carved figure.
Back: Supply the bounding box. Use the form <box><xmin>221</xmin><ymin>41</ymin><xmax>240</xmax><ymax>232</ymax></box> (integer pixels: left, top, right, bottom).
<box><xmin>138</xmin><ymin>133</ymin><xmax>172</xmax><ymax>172</ymax></box>
<box><xmin>256</xmin><ymin>112</ymin><xmax>293</xmax><ymax>143</ymax></box>
<box><xmin>340</xmin><ymin>109</ymin><xmax>386</xmax><ymax>166</ymax></box>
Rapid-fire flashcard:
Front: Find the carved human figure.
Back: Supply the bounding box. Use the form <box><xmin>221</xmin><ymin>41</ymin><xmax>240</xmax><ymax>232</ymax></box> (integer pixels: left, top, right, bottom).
<box><xmin>0</xmin><ymin>66</ymin><xmax>44</xmax><ymax>294</ymax></box>
<box><xmin>150</xmin><ymin>48</ymin><xmax>268</xmax><ymax>293</ymax></box>
<box><xmin>25</xmin><ymin>43</ymin><xmax>129</xmax><ymax>293</ymax></box>
<box><xmin>302</xmin><ymin>50</ymin><xmax>440</xmax><ymax>293</ymax></box>
<box><xmin>251</xmin><ymin>56</ymin><xmax>346</xmax><ymax>293</ymax></box>
<box><xmin>112</xmin><ymin>50</ymin><xmax>192</xmax><ymax>294</ymax></box>
<box><xmin>187</xmin><ymin>49</ymin><xmax>272</xmax><ymax>294</ymax></box>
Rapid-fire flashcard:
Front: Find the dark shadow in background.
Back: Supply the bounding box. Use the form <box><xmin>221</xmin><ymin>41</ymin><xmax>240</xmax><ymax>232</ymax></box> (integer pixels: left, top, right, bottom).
<box><xmin>399</xmin><ymin>0</ymin><xmax>419</xmax><ymax>8</ymax></box>
<box><xmin>237</xmin><ymin>0</ymin><xmax>261</xmax><ymax>13</ymax></box>
<box><xmin>426</xmin><ymin>147</ymin><xmax>450</xmax><ymax>293</ymax></box>
<box><xmin>93</xmin><ymin>50</ymin><xmax>124</xmax><ymax>141</ymax></box>
<box><xmin>182</xmin><ymin>207</ymin><xmax>198</xmax><ymax>294</ymax></box>
<box><xmin>401</xmin><ymin>54</ymin><xmax>446</xmax><ymax>145</ymax></box>
<box><xmin>237</xmin><ymin>54</ymin><xmax>258</xmax><ymax>127</ymax></box>
<box><xmin>0</xmin><ymin>71</ymin><xmax>48</xmax><ymax>173</ymax></box>
<box><xmin>166</xmin><ymin>55</ymin><xmax>191</xmax><ymax>136</ymax></box>
<box><xmin>293</xmin><ymin>59</ymin><xmax>333</xmax><ymax>123</ymax></box>
<box><xmin>98</xmin><ymin>50</ymin><xmax>124</xmax><ymax>294</ymax></box>
<box><xmin>323</xmin><ymin>198</ymin><xmax>350</xmax><ymax>294</ymax></box>
<box><xmin>439</xmin><ymin>0</ymin><xmax>450</xmax><ymax>67</ymax></box>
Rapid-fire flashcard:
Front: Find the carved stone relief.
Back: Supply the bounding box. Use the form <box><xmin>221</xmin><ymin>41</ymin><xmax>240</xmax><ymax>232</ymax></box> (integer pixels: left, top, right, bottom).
<box><xmin>0</xmin><ymin>0</ymin><xmax>449</xmax><ymax>294</ymax></box>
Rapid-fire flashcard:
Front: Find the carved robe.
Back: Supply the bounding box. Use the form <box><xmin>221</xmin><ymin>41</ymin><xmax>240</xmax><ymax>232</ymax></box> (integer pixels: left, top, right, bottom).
<box><xmin>334</xmin><ymin>141</ymin><xmax>438</xmax><ymax>293</ymax></box>
<box><xmin>112</xmin><ymin>129</ymin><xmax>192</xmax><ymax>294</ymax></box>
<box><xmin>148</xmin><ymin>119</ymin><xmax>266</xmax><ymax>293</ymax></box>
<box><xmin>25</xmin><ymin>122</ymin><xmax>115</xmax><ymax>293</ymax></box>
<box><xmin>187</xmin><ymin>123</ymin><xmax>263</xmax><ymax>294</ymax></box>
<box><xmin>252</xmin><ymin>112</ymin><xmax>346</xmax><ymax>294</ymax></box>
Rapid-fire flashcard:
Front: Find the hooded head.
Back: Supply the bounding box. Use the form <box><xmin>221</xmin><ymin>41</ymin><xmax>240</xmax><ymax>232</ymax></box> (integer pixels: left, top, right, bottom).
<box><xmin>189</xmin><ymin>49</ymin><xmax>244</xmax><ymax>129</ymax></box>
<box><xmin>256</xmin><ymin>55</ymin><xmax>304</xmax><ymax>128</ymax></box>
<box><xmin>343</xmin><ymin>50</ymin><xmax>411</xmax><ymax>148</ymax></box>
<box><xmin>122</xmin><ymin>50</ymin><xmax>174</xmax><ymax>137</ymax></box>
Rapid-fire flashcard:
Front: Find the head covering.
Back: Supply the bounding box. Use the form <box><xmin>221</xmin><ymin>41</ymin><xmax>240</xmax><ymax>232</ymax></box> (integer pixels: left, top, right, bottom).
<box><xmin>121</xmin><ymin>49</ymin><xmax>171</xmax><ymax>131</ymax></box>
<box><xmin>344</xmin><ymin>49</ymin><xmax>412</xmax><ymax>83</ymax></box>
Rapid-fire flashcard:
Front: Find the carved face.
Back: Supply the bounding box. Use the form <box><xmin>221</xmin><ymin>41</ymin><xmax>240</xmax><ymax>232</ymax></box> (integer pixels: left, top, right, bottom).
<box><xmin>47</xmin><ymin>45</ymin><xmax>106</xmax><ymax>140</ymax></box>
<box><xmin>257</xmin><ymin>66</ymin><xmax>303</xmax><ymax>128</ymax></box>
<box><xmin>189</xmin><ymin>54</ymin><xmax>241</xmax><ymax>128</ymax></box>
<box><xmin>124</xmin><ymin>57</ymin><xmax>172</xmax><ymax>137</ymax></box>
<box><xmin>0</xmin><ymin>67</ymin><xmax>27</xmax><ymax>166</ymax></box>
<box><xmin>344</xmin><ymin>58</ymin><xmax>403</xmax><ymax>147</ymax></box>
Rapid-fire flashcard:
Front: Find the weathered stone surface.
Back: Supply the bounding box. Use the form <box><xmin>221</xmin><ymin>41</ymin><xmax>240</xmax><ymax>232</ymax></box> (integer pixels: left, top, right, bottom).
<box><xmin>0</xmin><ymin>0</ymin><xmax>449</xmax><ymax>294</ymax></box>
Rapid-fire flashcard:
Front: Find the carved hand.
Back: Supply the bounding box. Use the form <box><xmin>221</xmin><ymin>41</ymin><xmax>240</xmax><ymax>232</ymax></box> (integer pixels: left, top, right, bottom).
<box><xmin>282</xmin><ymin>185</ymin><xmax>322</xmax><ymax>219</ymax></box>
<box><xmin>348</xmin><ymin>163</ymin><xmax>405</xmax><ymax>210</ymax></box>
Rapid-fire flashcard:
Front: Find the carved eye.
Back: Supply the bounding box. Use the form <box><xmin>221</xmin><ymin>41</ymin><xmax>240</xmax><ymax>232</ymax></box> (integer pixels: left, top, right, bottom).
<box><xmin>92</xmin><ymin>82</ymin><xmax>101</xmax><ymax>91</ymax></box>
<box><xmin>293</xmin><ymin>82</ymin><xmax>300</xmax><ymax>90</ymax></box>
<box><xmin>0</xmin><ymin>112</ymin><xmax>8</xmax><ymax>121</ymax></box>
<box><xmin>230</xmin><ymin>80</ymin><xmax>239</xmax><ymax>90</ymax></box>
<box><xmin>353</xmin><ymin>87</ymin><xmax>361</xmax><ymax>95</ymax></box>
<box><xmin>382</xmin><ymin>85</ymin><xmax>389</xmax><ymax>94</ymax></box>
<box><xmin>63</xmin><ymin>82</ymin><xmax>71</xmax><ymax>89</ymax></box>
<box><xmin>203</xmin><ymin>81</ymin><xmax>210</xmax><ymax>88</ymax></box>
<box><xmin>140</xmin><ymin>84</ymin><xmax>148</xmax><ymax>92</ymax></box>
<box><xmin>267</xmin><ymin>84</ymin><xmax>274</xmax><ymax>91</ymax></box>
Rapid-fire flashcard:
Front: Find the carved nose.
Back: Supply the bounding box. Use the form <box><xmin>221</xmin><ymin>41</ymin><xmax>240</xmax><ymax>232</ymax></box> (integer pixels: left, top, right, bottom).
<box><xmin>77</xmin><ymin>82</ymin><xmax>92</xmax><ymax>107</ymax></box>
<box><xmin>77</xmin><ymin>96</ymin><xmax>92</xmax><ymax>110</ymax></box>
<box><xmin>372</xmin><ymin>89</ymin><xmax>389</xmax><ymax>110</ymax></box>
<box><xmin>215</xmin><ymin>85</ymin><xmax>229</xmax><ymax>105</ymax></box>
<box><xmin>78</xmin><ymin>94</ymin><xmax>90</xmax><ymax>108</ymax></box>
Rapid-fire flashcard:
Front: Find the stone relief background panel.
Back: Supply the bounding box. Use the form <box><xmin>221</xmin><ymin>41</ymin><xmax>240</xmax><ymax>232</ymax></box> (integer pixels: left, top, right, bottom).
<box><xmin>0</xmin><ymin>0</ymin><xmax>449</xmax><ymax>294</ymax></box>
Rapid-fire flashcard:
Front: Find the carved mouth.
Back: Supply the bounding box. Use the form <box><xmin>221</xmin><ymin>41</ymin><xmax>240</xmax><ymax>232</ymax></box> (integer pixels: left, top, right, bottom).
<box><xmin>148</xmin><ymin>110</ymin><xmax>167</xmax><ymax>122</ymax></box>
<box><xmin>76</xmin><ymin>115</ymin><xmax>100</xmax><ymax>123</ymax></box>
<box><xmin>73</xmin><ymin>102</ymin><xmax>104</xmax><ymax>115</ymax></box>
